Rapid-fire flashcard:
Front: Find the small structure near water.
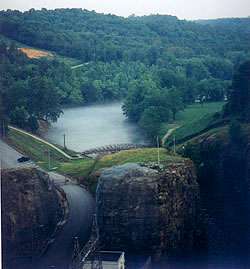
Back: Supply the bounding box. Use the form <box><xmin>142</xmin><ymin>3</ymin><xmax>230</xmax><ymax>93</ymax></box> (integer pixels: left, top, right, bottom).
<box><xmin>84</xmin><ymin>251</ymin><xmax>125</xmax><ymax>269</ymax></box>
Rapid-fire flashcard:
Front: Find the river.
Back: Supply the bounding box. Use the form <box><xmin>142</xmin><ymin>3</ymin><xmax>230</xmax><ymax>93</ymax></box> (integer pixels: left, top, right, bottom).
<box><xmin>43</xmin><ymin>101</ymin><xmax>146</xmax><ymax>152</ymax></box>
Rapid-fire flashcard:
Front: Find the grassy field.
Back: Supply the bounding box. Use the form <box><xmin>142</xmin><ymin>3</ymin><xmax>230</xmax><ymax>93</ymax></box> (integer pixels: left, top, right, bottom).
<box><xmin>94</xmin><ymin>148</ymin><xmax>181</xmax><ymax>171</ymax></box>
<box><xmin>161</xmin><ymin>102</ymin><xmax>226</xmax><ymax>146</ymax></box>
<box><xmin>5</xmin><ymin>128</ymin><xmax>182</xmax><ymax>193</ymax></box>
<box><xmin>7</xmin><ymin>129</ymin><xmax>71</xmax><ymax>171</ymax></box>
<box><xmin>6</xmin><ymin>128</ymin><xmax>95</xmax><ymax>175</ymax></box>
<box><xmin>173</xmin><ymin>102</ymin><xmax>225</xmax><ymax>125</ymax></box>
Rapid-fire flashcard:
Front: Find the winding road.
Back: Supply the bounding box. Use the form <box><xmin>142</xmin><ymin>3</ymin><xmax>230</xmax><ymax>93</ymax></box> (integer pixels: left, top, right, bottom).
<box><xmin>35</xmin><ymin>181</ymin><xmax>95</xmax><ymax>269</ymax></box>
<box><xmin>0</xmin><ymin>138</ymin><xmax>95</xmax><ymax>268</ymax></box>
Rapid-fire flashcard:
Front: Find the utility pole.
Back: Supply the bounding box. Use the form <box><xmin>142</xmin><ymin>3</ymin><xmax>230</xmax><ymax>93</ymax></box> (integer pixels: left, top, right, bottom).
<box><xmin>64</xmin><ymin>133</ymin><xmax>66</xmax><ymax>149</ymax></box>
<box><xmin>157</xmin><ymin>137</ymin><xmax>160</xmax><ymax>166</ymax></box>
<box><xmin>48</xmin><ymin>147</ymin><xmax>51</xmax><ymax>171</ymax></box>
<box><xmin>31</xmin><ymin>183</ymin><xmax>35</xmax><ymax>264</ymax></box>
<box><xmin>2</xmin><ymin>121</ymin><xmax>5</xmax><ymax>138</ymax></box>
<box><xmin>173</xmin><ymin>133</ymin><xmax>176</xmax><ymax>154</ymax></box>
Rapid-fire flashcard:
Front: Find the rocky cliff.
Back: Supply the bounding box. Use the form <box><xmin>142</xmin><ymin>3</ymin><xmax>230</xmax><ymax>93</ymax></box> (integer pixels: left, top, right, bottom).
<box><xmin>96</xmin><ymin>160</ymin><xmax>204</xmax><ymax>265</ymax></box>
<box><xmin>182</xmin><ymin>129</ymin><xmax>250</xmax><ymax>266</ymax></box>
<box><xmin>1</xmin><ymin>168</ymin><xmax>64</xmax><ymax>269</ymax></box>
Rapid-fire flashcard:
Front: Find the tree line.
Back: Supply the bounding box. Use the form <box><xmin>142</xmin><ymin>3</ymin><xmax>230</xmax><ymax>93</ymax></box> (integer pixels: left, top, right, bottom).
<box><xmin>0</xmin><ymin>9</ymin><xmax>249</xmax><ymax>140</ymax></box>
<box><xmin>0</xmin><ymin>42</ymin><xmax>150</xmax><ymax>132</ymax></box>
<box><xmin>0</xmin><ymin>9</ymin><xmax>249</xmax><ymax>64</ymax></box>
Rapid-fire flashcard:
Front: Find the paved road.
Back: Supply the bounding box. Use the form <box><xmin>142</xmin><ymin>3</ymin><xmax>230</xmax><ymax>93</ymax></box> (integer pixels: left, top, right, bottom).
<box><xmin>0</xmin><ymin>139</ymin><xmax>40</xmax><ymax>169</ymax></box>
<box><xmin>35</xmin><ymin>183</ymin><xmax>95</xmax><ymax>269</ymax></box>
<box><xmin>1</xmin><ymin>139</ymin><xmax>95</xmax><ymax>268</ymax></box>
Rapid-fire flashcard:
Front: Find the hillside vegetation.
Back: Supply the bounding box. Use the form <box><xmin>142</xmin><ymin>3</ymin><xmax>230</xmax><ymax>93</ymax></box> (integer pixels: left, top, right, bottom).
<box><xmin>165</xmin><ymin>59</ymin><xmax>250</xmax><ymax>147</ymax></box>
<box><xmin>0</xmin><ymin>9</ymin><xmax>250</xmax><ymax>141</ymax></box>
<box><xmin>162</xmin><ymin>102</ymin><xmax>225</xmax><ymax>145</ymax></box>
<box><xmin>1</xmin><ymin>9</ymin><xmax>249</xmax><ymax>62</ymax></box>
<box><xmin>196</xmin><ymin>17</ymin><xmax>250</xmax><ymax>35</ymax></box>
<box><xmin>1</xmin><ymin>10</ymin><xmax>250</xmax><ymax>267</ymax></box>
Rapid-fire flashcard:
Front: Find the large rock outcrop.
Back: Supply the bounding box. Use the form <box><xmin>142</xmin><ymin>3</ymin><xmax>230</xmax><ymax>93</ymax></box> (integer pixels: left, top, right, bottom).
<box><xmin>96</xmin><ymin>160</ymin><xmax>203</xmax><ymax>264</ymax></box>
<box><xmin>187</xmin><ymin>133</ymin><xmax>250</xmax><ymax>264</ymax></box>
<box><xmin>1</xmin><ymin>168</ymin><xmax>64</xmax><ymax>269</ymax></box>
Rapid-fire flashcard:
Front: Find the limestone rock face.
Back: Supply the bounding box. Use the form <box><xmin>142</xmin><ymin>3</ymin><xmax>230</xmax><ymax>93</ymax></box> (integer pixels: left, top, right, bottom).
<box><xmin>96</xmin><ymin>160</ymin><xmax>202</xmax><ymax>262</ymax></box>
<box><xmin>1</xmin><ymin>168</ymin><xmax>64</xmax><ymax>269</ymax></box>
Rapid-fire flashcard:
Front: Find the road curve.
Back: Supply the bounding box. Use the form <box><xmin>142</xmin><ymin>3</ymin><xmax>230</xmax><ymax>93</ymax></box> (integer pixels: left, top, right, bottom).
<box><xmin>1</xmin><ymin>138</ymin><xmax>95</xmax><ymax>268</ymax></box>
<box><xmin>35</xmin><ymin>182</ymin><xmax>95</xmax><ymax>269</ymax></box>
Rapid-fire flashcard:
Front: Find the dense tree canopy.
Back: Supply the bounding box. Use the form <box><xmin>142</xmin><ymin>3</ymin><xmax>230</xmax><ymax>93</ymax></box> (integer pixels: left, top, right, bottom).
<box><xmin>225</xmin><ymin>60</ymin><xmax>250</xmax><ymax>120</ymax></box>
<box><xmin>0</xmin><ymin>9</ymin><xmax>249</xmax><ymax>65</ymax></box>
<box><xmin>0</xmin><ymin>9</ymin><xmax>249</xmax><ymax>138</ymax></box>
<box><xmin>196</xmin><ymin>17</ymin><xmax>250</xmax><ymax>35</ymax></box>
<box><xmin>0</xmin><ymin>42</ymin><xmax>148</xmax><ymax>131</ymax></box>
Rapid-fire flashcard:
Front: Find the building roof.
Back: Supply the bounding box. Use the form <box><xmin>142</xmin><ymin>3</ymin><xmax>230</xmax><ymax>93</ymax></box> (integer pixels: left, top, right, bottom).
<box><xmin>87</xmin><ymin>251</ymin><xmax>124</xmax><ymax>262</ymax></box>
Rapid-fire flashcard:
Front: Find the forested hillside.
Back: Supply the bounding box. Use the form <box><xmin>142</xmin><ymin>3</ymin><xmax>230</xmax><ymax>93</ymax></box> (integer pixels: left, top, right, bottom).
<box><xmin>0</xmin><ymin>9</ymin><xmax>249</xmax><ymax>140</ymax></box>
<box><xmin>0</xmin><ymin>9</ymin><xmax>249</xmax><ymax>63</ymax></box>
<box><xmin>0</xmin><ymin>43</ymin><xmax>145</xmax><ymax>131</ymax></box>
<box><xmin>196</xmin><ymin>17</ymin><xmax>250</xmax><ymax>35</ymax></box>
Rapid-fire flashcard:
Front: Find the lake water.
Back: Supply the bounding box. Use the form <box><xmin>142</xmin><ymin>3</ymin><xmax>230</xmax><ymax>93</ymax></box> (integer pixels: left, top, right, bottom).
<box><xmin>43</xmin><ymin>102</ymin><xmax>146</xmax><ymax>152</ymax></box>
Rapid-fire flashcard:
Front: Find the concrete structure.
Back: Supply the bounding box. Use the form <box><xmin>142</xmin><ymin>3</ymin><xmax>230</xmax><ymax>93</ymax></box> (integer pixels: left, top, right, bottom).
<box><xmin>84</xmin><ymin>251</ymin><xmax>125</xmax><ymax>269</ymax></box>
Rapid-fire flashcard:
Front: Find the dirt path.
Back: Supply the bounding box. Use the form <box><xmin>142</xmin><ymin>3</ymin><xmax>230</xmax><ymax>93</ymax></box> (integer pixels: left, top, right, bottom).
<box><xmin>161</xmin><ymin>126</ymin><xmax>180</xmax><ymax>145</ymax></box>
<box><xmin>71</xmin><ymin>62</ymin><xmax>91</xmax><ymax>69</ymax></box>
<box><xmin>9</xmin><ymin>126</ymin><xmax>74</xmax><ymax>159</ymax></box>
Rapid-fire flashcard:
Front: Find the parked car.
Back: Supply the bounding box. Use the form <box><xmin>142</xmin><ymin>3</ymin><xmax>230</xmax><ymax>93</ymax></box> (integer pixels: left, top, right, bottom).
<box><xmin>18</xmin><ymin>156</ymin><xmax>30</xmax><ymax>162</ymax></box>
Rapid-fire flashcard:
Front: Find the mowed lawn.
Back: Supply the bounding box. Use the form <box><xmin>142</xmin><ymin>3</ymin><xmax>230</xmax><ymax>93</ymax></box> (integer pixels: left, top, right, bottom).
<box><xmin>94</xmin><ymin>148</ymin><xmax>182</xmax><ymax>171</ymax></box>
<box><xmin>6</xmin><ymin>128</ymin><xmax>182</xmax><ymax>179</ymax></box>
<box><xmin>161</xmin><ymin>102</ymin><xmax>225</xmax><ymax>144</ymax></box>
<box><xmin>173</xmin><ymin>102</ymin><xmax>225</xmax><ymax>126</ymax></box>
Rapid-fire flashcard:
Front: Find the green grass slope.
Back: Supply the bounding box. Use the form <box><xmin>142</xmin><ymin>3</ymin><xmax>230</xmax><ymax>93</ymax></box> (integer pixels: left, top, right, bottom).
<box><xmin>162</xmin><ymin>102</ymin><xmax>226</xmax><ymax>146</ymax></box>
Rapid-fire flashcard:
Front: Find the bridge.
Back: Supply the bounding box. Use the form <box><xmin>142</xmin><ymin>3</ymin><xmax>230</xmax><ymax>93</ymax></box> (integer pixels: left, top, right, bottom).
<box><xmin>81</xmin><ymin>143</ymin><xmax>149</xmax><ymax>156</ymax></box>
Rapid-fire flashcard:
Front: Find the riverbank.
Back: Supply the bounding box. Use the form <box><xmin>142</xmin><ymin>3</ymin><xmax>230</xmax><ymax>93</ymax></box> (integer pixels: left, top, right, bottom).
<box><xmin>43</xmin><ymin>101</ymin><xmax>146</xmax><ymax>151</ymax></box>
<box><xmin>37</xmin><ymin>119</ymin><xmax>51</xmax><ymax>136</ymax></box>
<box><xmin>5</xmin><ymin>126</ymin><xmax>179</xmax><ymax>195</ymax></box>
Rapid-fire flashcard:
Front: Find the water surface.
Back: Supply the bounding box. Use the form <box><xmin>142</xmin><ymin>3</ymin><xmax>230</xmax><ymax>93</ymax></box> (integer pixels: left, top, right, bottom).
<box><xmin>43</xmin><ymin>102</ymin><xmax>145</xmax><ymax>152</ymax></box>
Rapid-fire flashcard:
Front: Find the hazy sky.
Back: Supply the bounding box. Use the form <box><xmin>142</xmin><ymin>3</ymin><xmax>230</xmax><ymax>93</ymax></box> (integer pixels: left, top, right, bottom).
<box><xmin>0</xmin><ymin>0</ymin><xmax>249</xmax><ymax>20</ymax></box>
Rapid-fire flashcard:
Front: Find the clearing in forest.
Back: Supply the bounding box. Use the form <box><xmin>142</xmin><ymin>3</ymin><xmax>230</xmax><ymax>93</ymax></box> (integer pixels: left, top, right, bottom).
<box><xmin>18</xmin><ymin>48</ymin><xmax>53</xmax><ymax>58</ymax></box>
